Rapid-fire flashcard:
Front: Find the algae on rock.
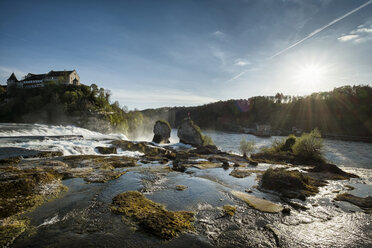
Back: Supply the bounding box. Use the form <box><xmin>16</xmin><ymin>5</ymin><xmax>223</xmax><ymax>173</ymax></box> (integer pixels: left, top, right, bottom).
<box><xmin>110</xmin><ymin>191</ymin><xmax>194</xmax><ymax>239</ymax></box>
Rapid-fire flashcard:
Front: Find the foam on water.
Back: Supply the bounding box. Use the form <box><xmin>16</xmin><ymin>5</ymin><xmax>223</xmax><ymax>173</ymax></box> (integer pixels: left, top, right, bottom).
<box><xmin>0</xmin><ymin>123</ymin><xmax>127</xmax><ymax>140</ymax></box>
<box><xmin>0</xmin><ymin>123</ymin><xmax>131</xmax><ymax>156</ymax></box>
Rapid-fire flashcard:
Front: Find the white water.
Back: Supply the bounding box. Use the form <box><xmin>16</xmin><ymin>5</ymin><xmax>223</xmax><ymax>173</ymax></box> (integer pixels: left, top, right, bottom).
<box><xmin>0</xmin><ymin>123</ymin><xmax>371</xmax><ymax>168</ymax></box>
<box><xmin>0</xmin><ymin>123</ymin><xmax>140</xmax><ymax>156</ymax></box>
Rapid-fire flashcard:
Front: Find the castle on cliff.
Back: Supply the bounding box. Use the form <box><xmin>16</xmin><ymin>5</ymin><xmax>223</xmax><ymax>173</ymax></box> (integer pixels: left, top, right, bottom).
<box><xmin>6</xmin><ymin>70</ymin><xmax>80</xmax><ymax>88</ymax></box>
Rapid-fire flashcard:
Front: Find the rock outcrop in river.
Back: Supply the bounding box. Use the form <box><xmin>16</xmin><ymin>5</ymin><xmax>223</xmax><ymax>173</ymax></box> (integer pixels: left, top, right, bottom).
<box><xmin>177</xmin><ymin>118</ymin><xmax>204</xmax><ymax>147</ymax></box>
<box><xmin>152</xmin><ymin>120</ymin><xmax>171</xmax><ymax>144</ymax></box>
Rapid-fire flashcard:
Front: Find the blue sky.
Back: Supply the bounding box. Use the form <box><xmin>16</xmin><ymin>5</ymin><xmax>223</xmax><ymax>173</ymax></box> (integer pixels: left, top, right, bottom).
<box><xmin>0</xmin><ymin>0</ymin><xmax>371</xmax><ymax>110</ymax></box>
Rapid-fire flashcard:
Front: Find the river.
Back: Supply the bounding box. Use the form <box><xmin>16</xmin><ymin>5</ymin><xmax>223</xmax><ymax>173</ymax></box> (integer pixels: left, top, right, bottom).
<box><xmin>1</xmin><ymin>123</ymin><xmax>371</xmax><ymax>247</ymax></box>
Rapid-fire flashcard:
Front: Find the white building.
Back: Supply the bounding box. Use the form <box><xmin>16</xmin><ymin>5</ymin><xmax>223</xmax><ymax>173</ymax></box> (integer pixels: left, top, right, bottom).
<box><xmin>6</xmin><ymin>70</ymin><xmax>80</xmax><ymax>88</ymax></box>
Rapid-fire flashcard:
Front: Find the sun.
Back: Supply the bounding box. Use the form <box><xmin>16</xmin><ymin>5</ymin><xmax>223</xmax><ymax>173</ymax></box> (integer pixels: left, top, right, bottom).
<box><xmin>294</xmin><ymin>63</ymin><xmax>327</xmax><ymax>86</ymax></box>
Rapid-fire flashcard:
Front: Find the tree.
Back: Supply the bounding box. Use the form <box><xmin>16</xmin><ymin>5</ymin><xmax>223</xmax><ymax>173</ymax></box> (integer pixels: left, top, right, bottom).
<box><xmin>239</xmin><ymin>138</ymin><xmax>255</xmax><ymax>158</ymax></box>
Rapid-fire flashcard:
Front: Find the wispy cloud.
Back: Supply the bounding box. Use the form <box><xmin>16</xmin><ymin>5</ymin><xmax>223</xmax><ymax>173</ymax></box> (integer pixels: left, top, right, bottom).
<box><xmin>338</xmin><ymin>23</ymin><xmax>372</xmax><ymax>43</ymax></box>
<box><xmin>338</xmin><ymin>34</ymin><xmax>359</xmax><ymax>42</ymax></box>
<box><xmin>235</xmin><ymin>59</ymin><xmax>250</xmax><ymax>67</ymax></box>
<box><xmin>270</xmin><ymin>0</ymin><xmax>372</xmax><ymax>58</ymax></box>
<box><xmin>211</xmin><ymin>30</ymin><xmax>225</xmax><ymax>39</ymax></box>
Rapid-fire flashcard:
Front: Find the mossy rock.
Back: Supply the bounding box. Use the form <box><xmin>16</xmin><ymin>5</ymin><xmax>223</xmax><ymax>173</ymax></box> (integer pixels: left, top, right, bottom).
<box><xmin>0</xmin><ymin>218</ymin><xmax>28</xmax><ymax>247</ymax></box>
<box><xmin>308</xmin><ymin>163</ymin><xmax>359</xmax><ymax>180</ymax></box>
<box><xmin>110</xmin><ymin>191</ymin><xmax>194</xmax><ymax>239</ymax></box>
<box><xmin>229</xmin><ymin>169</ymin><xmax>252</xmax><ymax>178</ymax></box>
<box><xmin>95</xmin><ymin>146</ymin><xmax>117</xmax><ymax>154</ymax></box>
<box><xmin>222</xmin><ymin>205</ymin><xmax>237</xmax><ymax>216</ymax></box>
<box><xmin>335</xmin><ymin>193</ymin><xmax>372</xmax><ymax>210</ymax></box>
<box><xmin>260</xmin><ymin>168</ymin><xmax>326</xmax><ymax>200</ymax></box>
<box><xmin>175</xmin><ymin>185</ymin><xmax>188</xmax><ymax>191</ymax></box>
<box><xmin>0</xmin><ymin>168</ymin><xmax>64</xmax><ymax>218</ymax></box>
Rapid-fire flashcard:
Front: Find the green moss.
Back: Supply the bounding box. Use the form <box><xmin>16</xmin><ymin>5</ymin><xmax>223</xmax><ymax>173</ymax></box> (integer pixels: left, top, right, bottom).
<box><xmin>0</xmin><ymin>168</ymin><xmax>65</xmax><ymax>218</ymax></box>
<box><xmin>157</xmin><ymin>120</ymin><xmax>171</xmax><ymax>130</ymax></box>
<box><xmin>175</xmin><ymin>185</ymin><xmax>188</xmax><ymax>191</ymax></box>
<box><xmin>260</xmin><ymin>168</ymin><xmax>325</xmax><ymax>200</ymax></box>
<box><xmin>95</xmin><ymin>146</ymin><xmax>117</xmax><ymax>154</ymax></box>
<box><xmin>0</xmin><ymin>218</ymin><xmax>28</xmax><ymax>247</ymax></box>
<box><xmin>110</xmin><ymin>191</ymin><xmax>194</xmax><ymax>239</ymax></box>
<box><xmin>222</xmin><ymin>205</ymin><xmax>237</xmax><ymax>216</ymax></box>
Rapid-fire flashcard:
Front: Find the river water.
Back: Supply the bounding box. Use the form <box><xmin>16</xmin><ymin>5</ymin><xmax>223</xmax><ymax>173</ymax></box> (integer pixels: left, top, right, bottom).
<box><xmin>1</xmin><ymin>123</ymin><xmax>371</xmax><ymax>168</ymax></box>
<box><xmin>1</xmin><ymin>123</ymin><xmax>371</xmax><ymax>247</ymax></box>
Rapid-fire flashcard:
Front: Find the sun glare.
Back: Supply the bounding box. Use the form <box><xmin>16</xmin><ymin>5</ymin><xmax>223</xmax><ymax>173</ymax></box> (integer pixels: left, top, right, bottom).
<box><xmin>294</xmin><ymin>63</ymin><xmax>327</xmax><ymax>86</ymax></box>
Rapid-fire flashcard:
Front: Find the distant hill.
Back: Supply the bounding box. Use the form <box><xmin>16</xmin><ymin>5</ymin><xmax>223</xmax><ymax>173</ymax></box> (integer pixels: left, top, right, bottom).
<box><xmin>140</xmin><ymin>85</ymin><xmax>372</xmax><ymax>137</ymax></box>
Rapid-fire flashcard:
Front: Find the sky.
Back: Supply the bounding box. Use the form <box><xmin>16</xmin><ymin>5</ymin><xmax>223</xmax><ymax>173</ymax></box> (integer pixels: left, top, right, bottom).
<box><xmin>0</xmin><ymin>0</ymin><xmax>371</xmax><ymax>110</ymax></box>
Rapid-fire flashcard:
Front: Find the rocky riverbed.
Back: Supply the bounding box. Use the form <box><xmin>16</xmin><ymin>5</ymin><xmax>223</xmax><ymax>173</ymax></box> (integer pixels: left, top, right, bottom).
<box><xmin>1</xmin><ymin>122</ymin><xmax>372</xmax><ymax>247</ymax></box>
<box><xmin>0</xmin><ymin>138</ymin><xmax>371</xmax><ymax>248</ymax></box>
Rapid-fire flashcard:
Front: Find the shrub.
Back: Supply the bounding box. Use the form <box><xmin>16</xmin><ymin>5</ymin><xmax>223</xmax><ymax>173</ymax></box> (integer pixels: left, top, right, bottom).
<box><xmin>292</xmin><ymin>129</ymin><xmax>324</xmax><ymax>162</ymax></box>
<box><xmin>239</xmin><ymin>138</ymin><xmax>256</xmax><ymax>157</ymax></box>
<box><xmin>281</xmin><ymin>134</ymin><xmax>296</xmax><ymax>152</ymax></box>
<box><xmin>202</xmin><ymin>135</ymin><xmax>215</xmax><ymax>146</ymax></box>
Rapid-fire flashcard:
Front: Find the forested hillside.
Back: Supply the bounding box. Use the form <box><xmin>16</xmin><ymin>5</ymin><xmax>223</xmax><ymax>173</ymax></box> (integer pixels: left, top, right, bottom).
<box><xmin>141</xmin><ymin>85</ymin><xmax>372</xmax><ymax>137</ymax></box>
<box><xmin>0</xmin><ymin>83</ymin><xmax>144</xmax><ymax>137</ymax></box>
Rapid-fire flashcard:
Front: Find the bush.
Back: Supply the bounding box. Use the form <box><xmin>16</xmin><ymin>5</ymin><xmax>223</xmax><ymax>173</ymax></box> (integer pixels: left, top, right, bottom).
<box><xmin>202</xmin><ymin>135</ymin><xmax>215</xmax><ymax>146</ymax></box>
<box><xmin>239</xmin><ymin>138</ymin><xmax>255</xmax><ymax>157</ymax></box>
<box><xmin>292</xmin><ymin>129</ymin><xmax>324</xmax><ymax>162</ymax></box>
<box><xmin>281</xmin><ymin>134</ymin><xmax>296</xmax><ymax>152</ymax></box>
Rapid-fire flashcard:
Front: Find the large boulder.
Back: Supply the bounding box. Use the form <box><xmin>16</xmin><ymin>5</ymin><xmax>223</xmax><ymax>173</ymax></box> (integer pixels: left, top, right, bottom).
<box><xmin>152</xmin><ymin>120</ymin><xmax>171</xmax><ymax>144</ymax></box>
<box><xmin>177</xmin><ymin>118</ymin><xmax>204</xmax><ymax>147</ymax></box>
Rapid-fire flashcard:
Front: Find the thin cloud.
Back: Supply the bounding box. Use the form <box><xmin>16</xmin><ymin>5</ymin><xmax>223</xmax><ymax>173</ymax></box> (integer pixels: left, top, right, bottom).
<box><xmin>338</xmin><ymin>34</ymin><xmax>359</xmax><ymax>42</ymax></box>
<box><xmin>235</xmin><ymin>59</ymin><xmax>251</xmax><ymax>67</ymax></box>
<box><xmin>339</xmin><ymin>23</ymin><xmax>372</xmax><ymax>43</ymax></box>
<box><xmin>212</xmin><ymin>30</ymin><xmax>225</xmax><ymax>39</ymax></box>
<box><xmin>270</xmin><ymin>0</ymin><xmax>372</xmax><ymax>59</ymax></box>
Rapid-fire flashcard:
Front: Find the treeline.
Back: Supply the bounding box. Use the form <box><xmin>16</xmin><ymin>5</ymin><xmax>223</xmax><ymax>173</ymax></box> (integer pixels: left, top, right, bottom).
<box><xmin>141</xmin><ymin>85</ymin><xmax>372</xmax><ymax>137</ymax></box>
<box><xmin>0</xmin><ymin>83</ymin><xmax>144</xmax><ymax>137</ymax></box>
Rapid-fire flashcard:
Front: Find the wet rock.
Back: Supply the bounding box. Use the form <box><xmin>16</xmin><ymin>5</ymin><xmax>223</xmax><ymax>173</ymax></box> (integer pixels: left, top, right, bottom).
<box><xmin>222</xmin><ymin>161</ymin><xmax>230</xmax><ymax>170</ymax></box>
<box><xmin>172</xmin><ymin>159</ymin><xmax>186</xmax><ymax>172</ymax></box>
<box><xmin>152</xmin><ymin>120</ymin><xmax>171</xmax><ymax>144</ymax></box>
<box><xmin>308</xmin><ymin>163</ymin><xmax>359</xmax><ymax>180</ymax></box>
<box><xmin>176</xmin><ymin>185</ymin><xmax>188</xmax><ymax>191</ymax></box>
<box><xmin>232</xmin><ymin>190</ymin><xmax>283</xmax><ymax>213</ymax></box>
<box><xmin>0</xmin><ymin>147</ymin><xmax>63</xmax><ymax>160</ymax></box>
<box><xmin>335</xmin><ymin>193</ymin><xmax>372</xmax><ymax>211</ymax></box>
<box><xmin>62</xmin><ymin>155</ymin><xmax>138</xmax><ymax>169</ymax></box>
<box><xmin>0</xmin><ymin>166</ymin><xmax>66</xmax><ymax>246</ymax></box>
<box><xmin>0</xmin><ymin>218</ymin><xmax>28</xmax><ymax>247</ymax></box>
<box><xmin>222</xmin><ymin>205</ymin><xmax>237</xmax><ymax>216</ymax></box>
<box><xmin>95</xmin><ymin>146</ymin><xmax>117</xmax><ymax>154</ymax></box>
<box><xmin>191</xmin><ymin>145</ymin><xmax>221</xmax><ymax>155</ymax></box>
<box><xmin>84</xmin><ymin>170</ymin><xmax>126</xmax><ymax>183</ymax></box>
<box><xmin>251</xmin><ymin>151</ymin><xmax>294</xmax><ymax>165</ymax></box>
<box><xmin>110</xmin><ymin>191</ymin><xmax>194</xmax><ymax>239</ymax></box>
<box><xmin>249</xmin><ymin>160</ymin><xmax>258</xmax><ymax>166</ymax></box>
<box><xmin>229</xmin><ymin>169</ymin><xmax>252</xmax><ymax>178</ymax></box>
<box><xmin>0</xmin><ymin>167</ymin><xmax>65</xmax><ymax>218</ymax></box>
<box><xmin>282</xmin><ymin>207</ymin><xmax>291</xmax><ymax>215</ymax></box>
<box><xmin>260</xmin><ymin>168</ymin><xmax>326</xmax><ymax>200</ymax></box>
<box><xmin>177</xmin><ymin>118</ymin><xmax>204</xmax><ymax>147</ymax></box>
